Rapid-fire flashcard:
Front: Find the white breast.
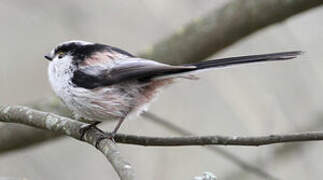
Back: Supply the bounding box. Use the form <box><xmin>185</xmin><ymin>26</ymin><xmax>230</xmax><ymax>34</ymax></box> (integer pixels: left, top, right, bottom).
<box><xmin>47</xmin><ymin>55</ymin><xmax>125</xmax><ymax>121</ymax></box>
<box><xmin>47</xmin><ymin>55</ymin><xmax>157</xmax><ymax>122</ymax></box>
<box><xmin>48</xmin><ymin>55</ymin><xmax>75</xmax><ymax>106</ymax></box>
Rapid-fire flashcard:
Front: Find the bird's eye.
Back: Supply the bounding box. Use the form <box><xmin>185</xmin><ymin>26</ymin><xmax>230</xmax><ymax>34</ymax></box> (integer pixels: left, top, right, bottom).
<box><xmin>57</xmin><ymin>51</ymin><xmax>65</xmax><ymax>59</ymax></box>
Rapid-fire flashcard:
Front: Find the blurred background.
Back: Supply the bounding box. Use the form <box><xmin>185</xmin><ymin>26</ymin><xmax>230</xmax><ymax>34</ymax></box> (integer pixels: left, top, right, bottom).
<box><xmin>1</xmin><ymin>0</ymin><xmax>323</xmax><ymax>179</ymax></box>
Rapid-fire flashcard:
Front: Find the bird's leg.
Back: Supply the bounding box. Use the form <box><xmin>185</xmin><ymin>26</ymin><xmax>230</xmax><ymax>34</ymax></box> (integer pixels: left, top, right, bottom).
<box><xmin>112</xmin><ymin>117</ymin><xmax>126</xmax><ymax>136</ymax></box>
<box><xmin>94</xmin><ymin>117</ymin><xmax>126</xmax><ymax>148</ymax></box>
<box><xmin>79</xmin><ymin>121</ymin><xmax>102</xmax><ymax>140</ymax></box>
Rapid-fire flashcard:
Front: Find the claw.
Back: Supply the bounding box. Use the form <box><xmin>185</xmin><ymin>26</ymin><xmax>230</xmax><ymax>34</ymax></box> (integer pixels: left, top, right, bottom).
<box><xmin>95</xmin><ymin>132</ymin><xmax>116</xmax><ymax>148</ymax></box>
<box><xmin>79</xmin><ymin>121</ymin><xmax>101</xmax><ymax>140</ymax></box>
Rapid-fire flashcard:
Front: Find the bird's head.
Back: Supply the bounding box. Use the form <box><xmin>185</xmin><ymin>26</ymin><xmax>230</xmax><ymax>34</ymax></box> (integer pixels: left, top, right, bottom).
<box><xmin>44</xmin><ymin>40</ymin><xmax>94</xmax><ymax>62</ymax></box>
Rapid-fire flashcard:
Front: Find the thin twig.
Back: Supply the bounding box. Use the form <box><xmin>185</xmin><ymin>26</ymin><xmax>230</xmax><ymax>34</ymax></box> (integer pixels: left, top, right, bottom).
<box><xmin>0</xmin><ymin>105</ymin><xmax>134</xmax><ymax>180</ymax></box>
<box><xmin>142</xmin><ymin>112</ymin><xmax>279</xmax><ymax>180</ymax></box>
<box><xmin>114</xmin><ymin>132</ymin><xmax>323</xmax><ymax>146</ymax></box>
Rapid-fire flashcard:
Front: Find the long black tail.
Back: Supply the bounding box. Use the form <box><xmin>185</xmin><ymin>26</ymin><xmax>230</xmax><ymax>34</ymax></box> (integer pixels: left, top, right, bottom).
<box><xmin>143</xmin><ymin>51</ymin><xmax>302</xmax><ymax>81</ymax></box>
<box><xmin>185</xmin><ymin>51</ymin><xmax>303</xmax><ymax>70</ymax></box>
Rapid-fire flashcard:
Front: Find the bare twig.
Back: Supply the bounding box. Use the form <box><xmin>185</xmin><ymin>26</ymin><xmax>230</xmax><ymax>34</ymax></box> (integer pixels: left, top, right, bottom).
<box><xmin>142</xmin><ymin>112</ymin><xmax>279</xmax><ymax>180</ymax></box>
<box><xmin>0</xmin><ymin>124</ymin><xmax>61</xmax><ymax>153</ymax></box>
<box><xmin>0</xmin><ymin>105</ymin><xmax>134</xmax><ymax>180</ymax></box>
<box><xmin>222</xmin><ymin>116</ymin><xmax>323</xmax><ymax>180</ymax></box>
<box><xmin>113</xmin><ymin>132</ymin><xmax>323</xmax><ymax>146</ymax></box>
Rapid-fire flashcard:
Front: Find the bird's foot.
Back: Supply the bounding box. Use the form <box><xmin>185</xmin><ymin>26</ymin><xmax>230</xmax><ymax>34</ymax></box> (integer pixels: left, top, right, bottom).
<box><xmin>95</xmin><ymin>132</ymin><xmax>116</xmax><ymax>148</ymax></box>
<box><xmin>79</xmin><ymin>121</ymin><xmax>101</xmax><ymax>140</ymax></box>
<box><xmin>94</xmin><ymin>117</ymin><xmax>124</xmax><ymax>147</ymax></box>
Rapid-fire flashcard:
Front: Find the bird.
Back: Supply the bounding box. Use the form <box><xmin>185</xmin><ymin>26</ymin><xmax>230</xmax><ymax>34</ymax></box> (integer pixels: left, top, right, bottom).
<box><xmin>44</xmin><ymin>40</ymin><xmax>302</xmax><ymax>140</ymax></box>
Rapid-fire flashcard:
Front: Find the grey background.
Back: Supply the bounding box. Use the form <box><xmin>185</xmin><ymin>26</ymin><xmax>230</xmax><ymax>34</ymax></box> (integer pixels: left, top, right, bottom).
<box><xmin>1</xmin><ymin>0</ymin><xmax>323</xmax><ymax>179</ymax></box>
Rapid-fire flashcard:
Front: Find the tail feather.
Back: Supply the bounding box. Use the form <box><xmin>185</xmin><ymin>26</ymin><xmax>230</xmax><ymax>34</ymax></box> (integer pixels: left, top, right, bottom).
<box><xmin>186</xmin><ymin>51</ymin><xmax>303</xmax><ymax>70</ymax></box>
<box><xmin>151</xmin><ymin>51</ymin><xmax>302</xmax><ymax>80</ymax></box>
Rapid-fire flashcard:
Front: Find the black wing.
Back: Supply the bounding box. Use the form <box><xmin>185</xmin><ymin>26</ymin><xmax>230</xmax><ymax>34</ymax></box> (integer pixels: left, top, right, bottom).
<box><xmin>72</xmin><ymin>58</ymin><xmax>196</xmax><ymax>89</ymax></box>
<box><xmin>72</xmin><ymin>51</ymin><xmax>302</xmax><ymax>89</ymax></box>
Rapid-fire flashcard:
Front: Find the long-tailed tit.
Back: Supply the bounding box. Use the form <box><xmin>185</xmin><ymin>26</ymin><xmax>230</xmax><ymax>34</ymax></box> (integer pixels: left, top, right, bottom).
<box><xmin>45</xmin><ymin>40</ymin><xmax>302</xmax><ymax>139</ymax></box>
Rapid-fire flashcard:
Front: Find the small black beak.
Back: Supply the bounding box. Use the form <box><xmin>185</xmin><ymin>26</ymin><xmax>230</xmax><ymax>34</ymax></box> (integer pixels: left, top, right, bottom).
<box><xmin>44</xmin><ymin>55</ymin><xmax>52</xmax><ymax>61</ymax></box>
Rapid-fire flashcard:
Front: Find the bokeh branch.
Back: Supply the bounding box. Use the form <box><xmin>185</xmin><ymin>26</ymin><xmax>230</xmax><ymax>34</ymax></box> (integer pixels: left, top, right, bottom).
<box><xmin>0</xmin><ymin>97</ymin><xmax>104</xmax><ymax>153</ymax></box>
<box><xmin>0</xmin><ymin>98</ymin><xmax>69</xmax><ymax>153</ymax></box>
<box><xmin>143</xmin><ymin>0</ymin><xmax>323</xmax><ymax>64</ymax></box>
<box><xmin>0</xmin><ymin>105</ymin><xmax>135</xmax><ymax>180</ymax></box>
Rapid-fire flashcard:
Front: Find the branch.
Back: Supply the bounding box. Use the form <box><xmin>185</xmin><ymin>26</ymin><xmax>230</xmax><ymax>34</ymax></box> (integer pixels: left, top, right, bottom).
<box><xmin>0</xmin><ymin>101</ymin><xmax>278</xmax><ymax>179</ymax></box>
<box><xmin>2</xmin><ymin>105</ymin><xmax>323</xmax><ymax>147</ymax></box>
<box><xmin>142</xmin><ymin>112</ymin><xmax>279</xmax><ymax>180</ymax></box>
<box><xmin>1</xmin><ymin>106</ymin><xmax>322</xmax><ymax>180</ymax></box>
<box><xmin>2</xmin><ymin>108</ymin><xmax>323</xmax><ymax>180</ymax></box>
<box><xmin>114</xmin><ymin>132</ymin><xmax>323</xmax><ymax>146</ymax></box>
<box><xmin>142</xmin><ymin>0</ymin><xmax>323</xmax><ymax>64</ymax></box>
<box><xmin>0</xmin><ymin>98</ymin><xmax>70</xmax><ymax>153</ymax></box>
<box><xmin>0</xmin><ymin>105</ymin><xmax>134</xmax><ymax>180</ymax></box>
<box><xmin>0</xmin><ymin>124</ymin><xmax>61</xmax><ymax>153</ymax></box>
<box><xmin>0</xmin><ymin>101</ymin><xmax>278</xmax><ymax>180</ymax></box>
